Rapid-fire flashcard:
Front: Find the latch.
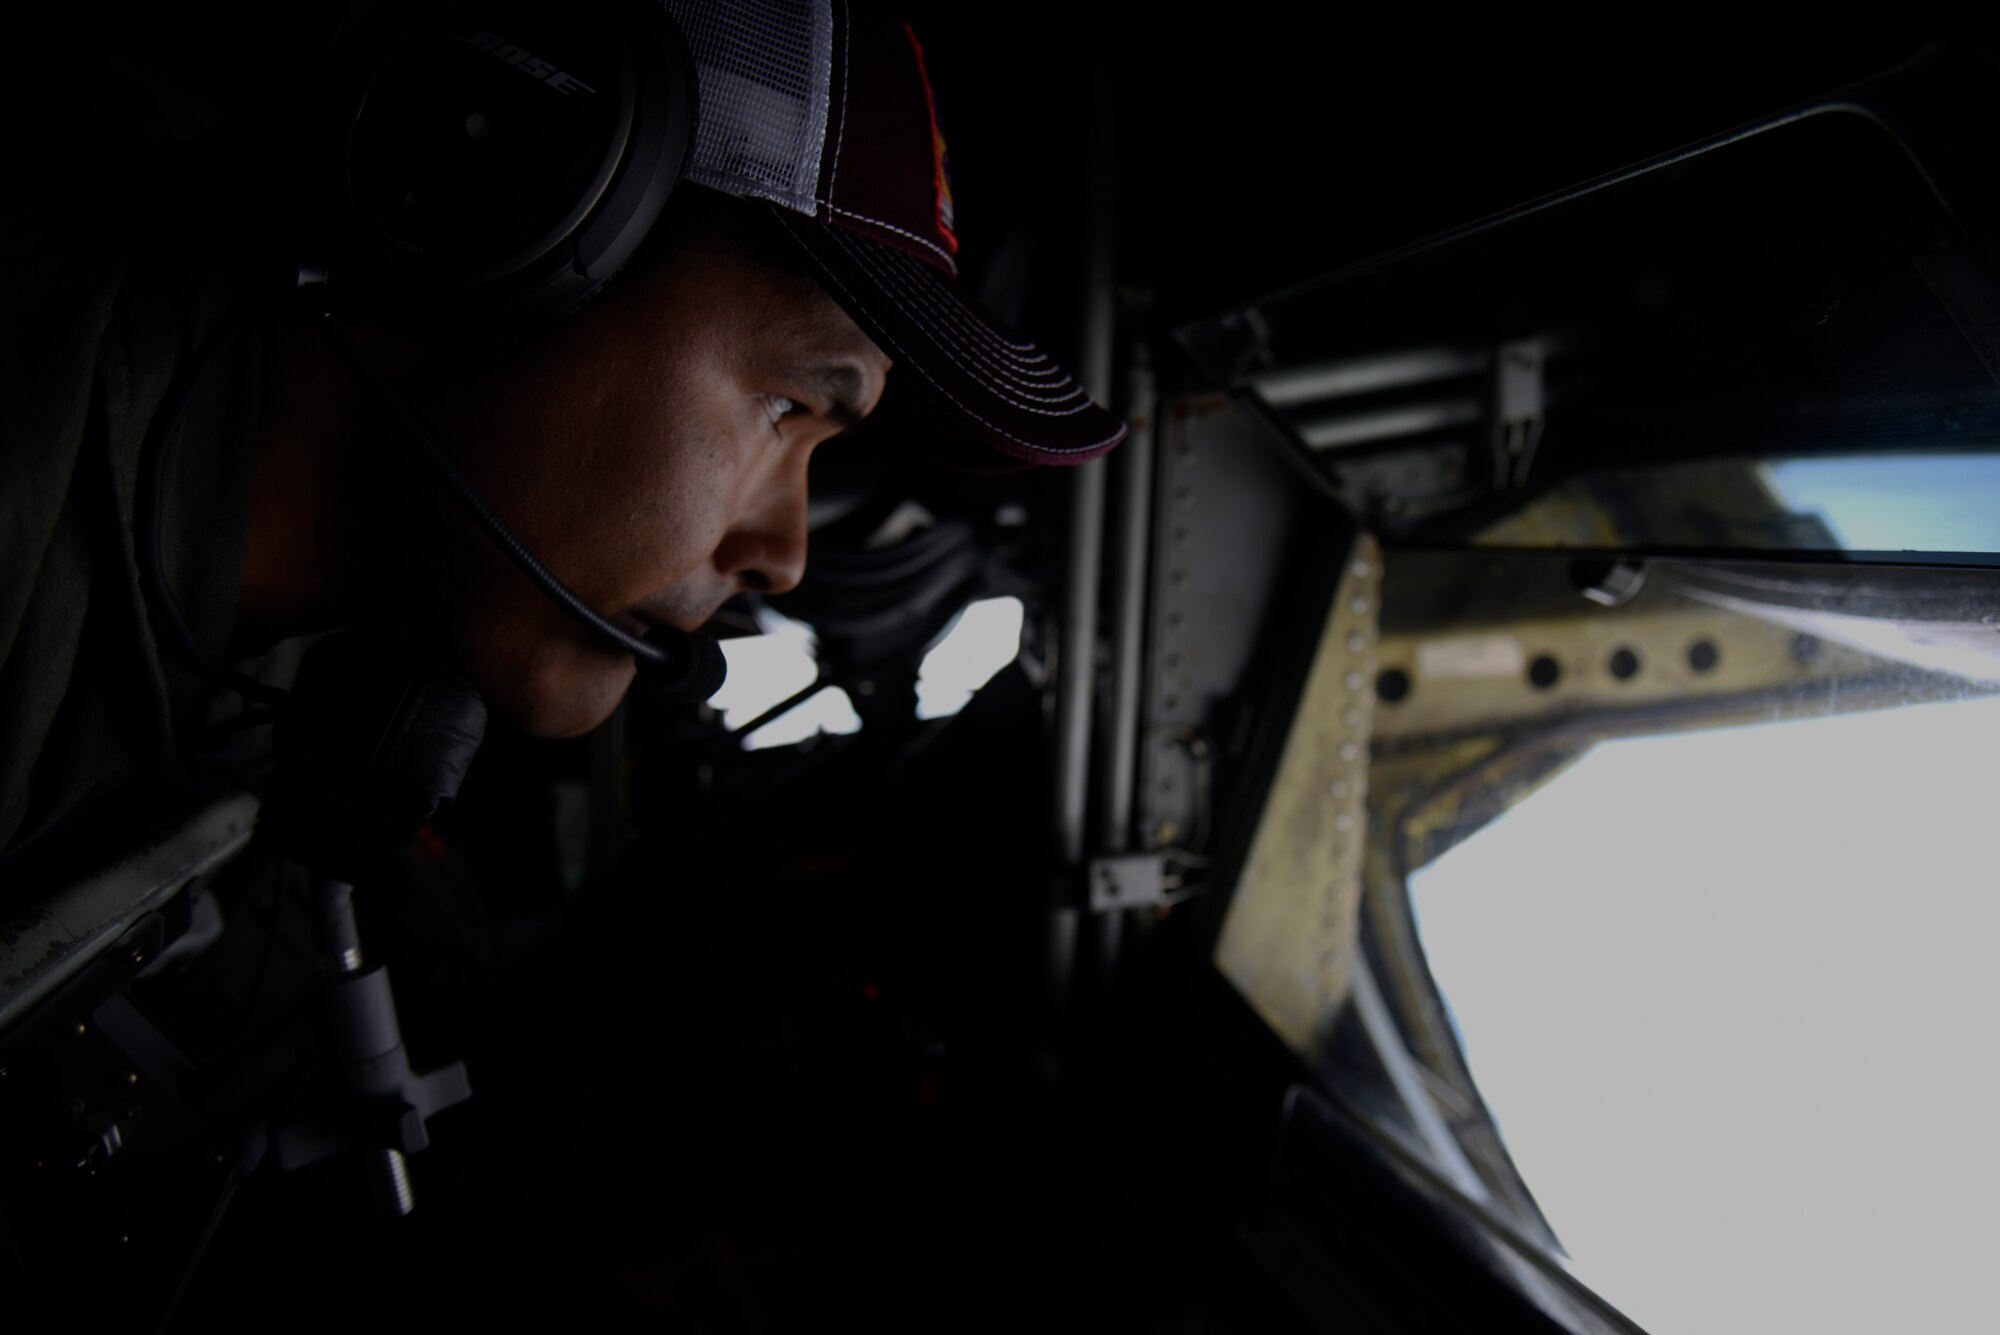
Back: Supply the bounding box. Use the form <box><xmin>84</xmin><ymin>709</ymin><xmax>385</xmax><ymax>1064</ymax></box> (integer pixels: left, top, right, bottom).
<box><xmin>1088</xmin><ymin>851</ymin><xmax>1208</xmax><ymax>912</ymax></box>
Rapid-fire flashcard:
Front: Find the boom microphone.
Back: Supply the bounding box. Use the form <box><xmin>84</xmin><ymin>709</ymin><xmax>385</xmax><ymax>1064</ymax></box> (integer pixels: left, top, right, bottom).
<box><xmin>644</xmin><ymin>625</ymin><xmax>728</xmax><ymax>700</ymax></box>
<box><xmin>314</xmin><ymin>314</ymin><xmax>729</xmax><ymax>702</ymax></box>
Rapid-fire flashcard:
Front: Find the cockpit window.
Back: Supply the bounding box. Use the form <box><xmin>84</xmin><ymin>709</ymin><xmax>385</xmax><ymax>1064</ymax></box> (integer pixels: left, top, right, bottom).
<box><xmin>1215</xmin><ymin>542</ymin><xmax>2000</xmax><ymax>1331</ymax></box>
<box><xmin>1473</xmin><ymin>452</ymin><xmax>2000</xmax><ymax>558</ymax></box>
<box><xmin>1410</xmin><ymin>687</ymin><xmax>2000</xmax><ymax>1333</ymax></box>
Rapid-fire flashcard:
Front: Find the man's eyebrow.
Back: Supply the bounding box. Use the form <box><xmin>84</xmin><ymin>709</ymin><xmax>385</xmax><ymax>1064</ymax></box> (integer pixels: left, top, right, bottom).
<box><xmin>796</xmin><ymin>363</ymin><xmax>872</xmax><ymax>429</ymax></box>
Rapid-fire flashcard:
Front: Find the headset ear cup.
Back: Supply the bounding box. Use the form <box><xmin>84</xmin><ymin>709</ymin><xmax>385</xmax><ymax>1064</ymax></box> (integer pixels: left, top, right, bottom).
<box><xmin>333</xmin><ymin>0</ymin><xmax>694</xmax><ymax>339</ymax></box>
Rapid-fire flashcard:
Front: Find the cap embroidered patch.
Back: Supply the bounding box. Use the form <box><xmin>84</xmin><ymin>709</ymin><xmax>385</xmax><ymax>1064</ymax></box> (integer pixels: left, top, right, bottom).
<box><xmin>904</xmin><ymin>24</ymin><xmax>957</xmax><ymax>251</ymax></box>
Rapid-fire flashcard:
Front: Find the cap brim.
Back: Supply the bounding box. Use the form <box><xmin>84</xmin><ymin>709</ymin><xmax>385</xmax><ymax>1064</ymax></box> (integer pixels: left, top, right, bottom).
<box><xmin>766</xmin><ymin>205</ymin><xmax>1126</xmax><ymax>466</ymax></box>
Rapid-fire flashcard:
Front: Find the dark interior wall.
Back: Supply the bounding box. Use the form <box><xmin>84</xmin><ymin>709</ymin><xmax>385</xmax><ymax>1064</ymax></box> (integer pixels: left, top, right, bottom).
<box><xmin>908</xmin><ymin>7</ymin><xmax>1934</xmax><ymax>327</ymax></box>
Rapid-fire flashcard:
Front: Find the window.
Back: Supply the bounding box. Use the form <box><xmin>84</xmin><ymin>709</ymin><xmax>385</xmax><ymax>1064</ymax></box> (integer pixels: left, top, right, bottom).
<box><xmin>1217</xmin><ymin>544</ymin><xmax>2000</xmax><ymax>1332</ymax></box>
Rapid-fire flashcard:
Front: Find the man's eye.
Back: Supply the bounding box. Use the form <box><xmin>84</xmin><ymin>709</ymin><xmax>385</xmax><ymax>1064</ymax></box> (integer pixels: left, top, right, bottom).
<box><xmin>761</xmin><ymin>394</ymin><xmax>798</xmax><ymax>428</ymax></box>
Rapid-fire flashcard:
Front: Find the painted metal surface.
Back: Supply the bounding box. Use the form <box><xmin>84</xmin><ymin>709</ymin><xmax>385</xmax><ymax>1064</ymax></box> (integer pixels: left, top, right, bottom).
<box><xmin>0</xmin><ymin>791</ymin><xmax>258</xmax><ymax>1031</ymax></box>
<box><xmin>1213</xmin><ymin>536</ymin><xmax>1379</xmax><ymax>1053</ymax></box>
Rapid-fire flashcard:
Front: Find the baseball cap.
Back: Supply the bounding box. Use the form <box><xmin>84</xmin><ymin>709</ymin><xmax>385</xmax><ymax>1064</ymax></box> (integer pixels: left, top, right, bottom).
<box><xmin>664</xmin><ymin>0</ymin><xmax>1126</xmax><ymax>467</ymax></box>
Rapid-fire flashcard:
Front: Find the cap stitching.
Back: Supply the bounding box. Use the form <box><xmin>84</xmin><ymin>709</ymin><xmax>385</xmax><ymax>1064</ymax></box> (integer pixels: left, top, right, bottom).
<box><xmin>800</xmin><ymin>249</ymin><xmax>1112</xmax><ymax>452</ymax></box>
<box><xmin>830</xmin><ymin>229</ymin><xmax>1061</xmax><ymax>374</ymax></box>
<box><xmin>856</xmin><ymin>249</ymin><xmax>1056</xmax><ymax>369</ymax></box>
<box><xmin>767</xmin><ymin>208</ymin><xmax>1122</xmax><ymax>453</ymax></box>
<box><xmin>838</xmin><ymin>236</ymin><xmax>1044</xmax><ymax>358</ymax></box>
<box><xmin>840</xmin><ymin>239</ymin><xmax>1093</xmax><ymax>405</ymax></box>
<box><xmin>818</xmin><ymin>202</ymin><xmax>959</xmax><ymax>274</ymax></box>
<box><xmin>855</xmin><ymin>255</ymin><xmax>1077</xmax><ymax>391</ymax></box>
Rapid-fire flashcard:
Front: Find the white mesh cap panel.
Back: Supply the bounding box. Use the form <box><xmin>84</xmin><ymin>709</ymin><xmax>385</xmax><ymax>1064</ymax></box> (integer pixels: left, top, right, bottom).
<box><xmin>664</xmin><ymin>0</ymin><xmax>834</xmax><ymax>216</ymax></box>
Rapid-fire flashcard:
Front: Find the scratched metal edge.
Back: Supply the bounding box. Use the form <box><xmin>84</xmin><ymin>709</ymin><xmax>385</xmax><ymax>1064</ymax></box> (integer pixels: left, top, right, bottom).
<box><xmin>0</xmin><ymin>790</ymin><xmax>260</xmax><ymax>1031</ymax></box>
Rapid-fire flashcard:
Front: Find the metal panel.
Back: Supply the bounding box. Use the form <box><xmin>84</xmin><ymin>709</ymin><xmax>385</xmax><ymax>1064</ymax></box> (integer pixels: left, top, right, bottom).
<box><xmin>1213</xmin><ymin>538</ymin><xmax>1380</xmax><ymax>1050</ymax></box>
<box><xmin>0</xmin><ymin>792</ymin><xmax>258</xmax><ymax>1032</ymax></box>
<box><xmin>1137</xmin><ymin>396</ymin><xmax>1324</xmax><ymax>852</ymax></box>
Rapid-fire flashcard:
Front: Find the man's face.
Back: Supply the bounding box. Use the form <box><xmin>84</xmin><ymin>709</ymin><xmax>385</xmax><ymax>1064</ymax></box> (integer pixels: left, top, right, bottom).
<box><xmin>413</xmin><ymin>235</ymin><xmax>891</xmax><ymax>737</ymax></box>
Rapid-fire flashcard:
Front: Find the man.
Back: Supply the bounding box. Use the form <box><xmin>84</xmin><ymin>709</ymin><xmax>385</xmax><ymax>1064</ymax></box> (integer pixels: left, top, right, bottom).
<box><xmin>0</xmin><ymin>0</ymin><xmax>1123</xmax><ymax>866</ymax></box>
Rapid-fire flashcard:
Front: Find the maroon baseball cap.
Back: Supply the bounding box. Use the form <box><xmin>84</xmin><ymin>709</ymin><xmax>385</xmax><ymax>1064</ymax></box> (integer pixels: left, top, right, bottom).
<box><xmin>665</xmin><ymin>0</ymin><xmax>1125</xmax><ymax>466</ymax></box>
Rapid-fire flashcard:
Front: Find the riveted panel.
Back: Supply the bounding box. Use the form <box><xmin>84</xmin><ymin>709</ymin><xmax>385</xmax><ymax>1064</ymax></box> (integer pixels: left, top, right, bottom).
<box><xmin>1214</xmin><ymin>536</ymin><xmax>1380</xmax><ymax>1053</ymax></box>
<box><xmin>1138</xmin><ymin>396</ymin><xmax>1322</xmax><ymax>853</ymax></box>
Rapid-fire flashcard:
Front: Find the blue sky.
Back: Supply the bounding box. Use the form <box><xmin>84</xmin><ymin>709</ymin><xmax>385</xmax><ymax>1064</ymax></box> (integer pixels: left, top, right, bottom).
<box><xmin>1764</xmin><ymin>454</ymin><xmax>2000</xmax><ymax>552</ymax></box>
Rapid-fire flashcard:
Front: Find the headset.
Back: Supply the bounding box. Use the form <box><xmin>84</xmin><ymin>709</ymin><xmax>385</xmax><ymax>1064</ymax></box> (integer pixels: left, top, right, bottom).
<box><xmin>144</xmin><ymin>0</ymin><xmax>728</xmax><ymax>703</ymax></box>
<box><xmin>313</xmin><ymin>0</ymin><xmax>721</xmax><ymax>696</ymax></box>
<box><xmin>327</xmin><ymin>0</ymin><xmax>696</xmax><ymax>336</ymax></box>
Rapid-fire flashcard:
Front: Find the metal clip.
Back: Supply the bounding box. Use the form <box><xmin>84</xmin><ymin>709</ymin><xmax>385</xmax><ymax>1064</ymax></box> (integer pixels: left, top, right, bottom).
<box><xmin>1088</xmin><ymin>851</ymin><xmax>1209</xmax><ymax>912</ymax></box>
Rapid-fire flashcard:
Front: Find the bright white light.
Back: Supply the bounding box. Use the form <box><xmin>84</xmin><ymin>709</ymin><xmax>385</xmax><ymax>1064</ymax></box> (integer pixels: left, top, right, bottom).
<box><xmin>916</xmin><ymin>597</ymin><xmax>1025</xmax><ymax>720</ymax></box>
<box><xmin>1408</xmin><ymin>694</ymin><xmax>2000</xmax><ymax>1335</ymax></box>
<box><xmin>711</xmin><ymin>617</ymin><xmax>819</xmax><ymax>732</ymax></box>
<box><xmin>743</xmin><ymin>685</ymin><xmax>861</xmax><ymax>751</ymax></box>
<box><xmin>710</xmin><ymin>616</ymin><xmax>861</xmax><ymax>750</ymax></box>
<box><xmin>708</xmin><ymin>596</ymin><xmax>1023</xmax><ymax>744</ymax></box>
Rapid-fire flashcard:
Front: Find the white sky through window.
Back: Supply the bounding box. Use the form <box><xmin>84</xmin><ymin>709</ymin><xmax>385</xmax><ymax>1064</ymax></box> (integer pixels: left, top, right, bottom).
<box><xmin>916</xmin><ymin>596</ymin><xmax>1024</xmax><ymax>721</ymax></box>
<box><xmin>709</xmin><ymin>597</ymin><xmax>1024</xmax><ymax>749</ymax></box>
<box><xmin>1408</xmin><ymin>694</ymin><xmax>2000</xmax><ymax>1334</ymax></box>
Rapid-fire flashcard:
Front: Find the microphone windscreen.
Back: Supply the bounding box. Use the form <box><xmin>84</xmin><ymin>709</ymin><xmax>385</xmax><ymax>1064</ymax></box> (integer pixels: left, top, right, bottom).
<box><xmin>643</xmin><ymin>627</ymin><xmax>728</xmax><ymax>701</ymax></box>
<box><xmin>683</xmin><ymin>632</ymin><xmax>728</xmax><ymax>701</ymax></box>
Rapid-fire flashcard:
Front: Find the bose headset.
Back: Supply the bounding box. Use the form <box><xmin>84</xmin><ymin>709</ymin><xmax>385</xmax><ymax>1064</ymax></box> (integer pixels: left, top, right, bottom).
<box><xmin>143</xmin><ymin>0</ymin><xmax>727</xmax><ymax>709</ymax></box>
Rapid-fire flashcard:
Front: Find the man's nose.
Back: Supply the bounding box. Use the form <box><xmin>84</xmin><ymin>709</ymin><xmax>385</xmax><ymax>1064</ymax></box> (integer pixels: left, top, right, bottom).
<box><xmin>715</xmin><ymin>465</ymin><xmax>810</xmax><ymax>596</ymax></box>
